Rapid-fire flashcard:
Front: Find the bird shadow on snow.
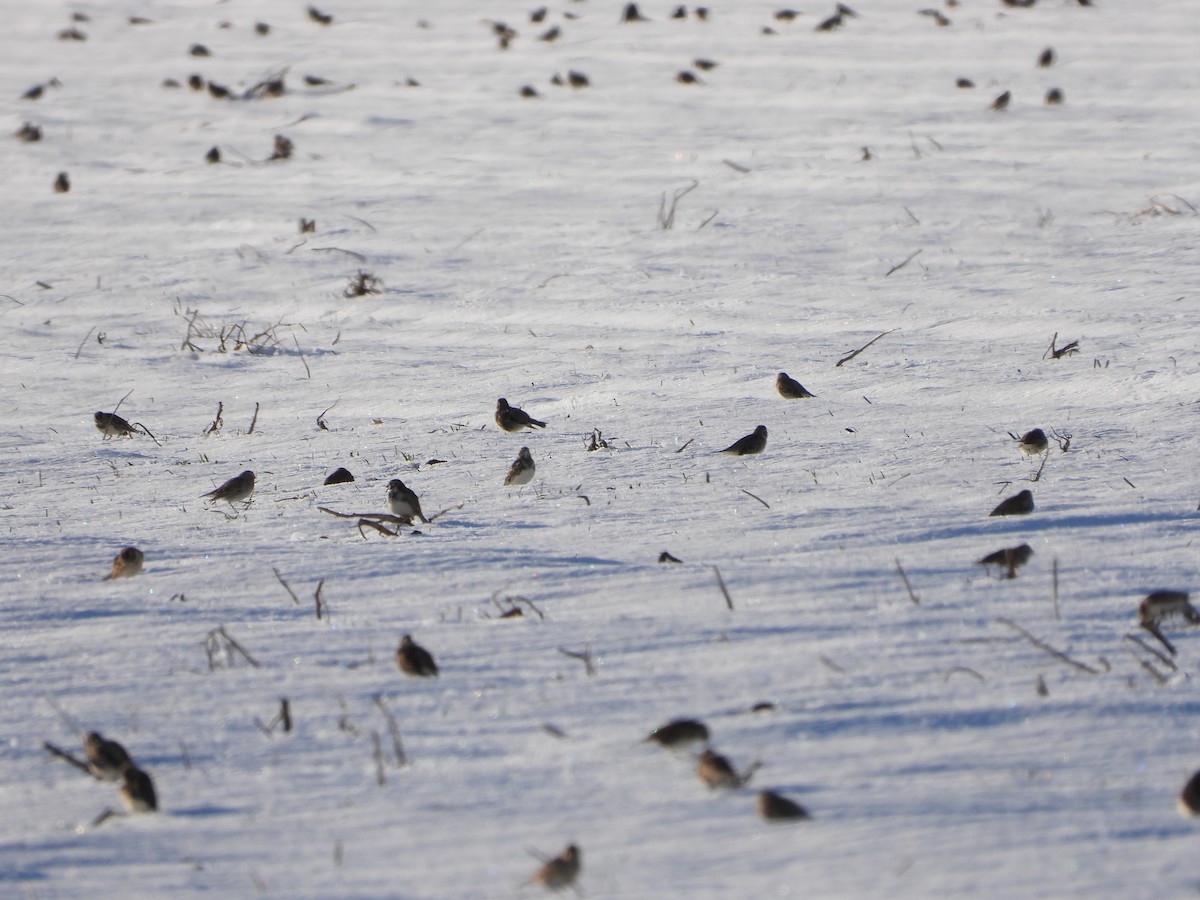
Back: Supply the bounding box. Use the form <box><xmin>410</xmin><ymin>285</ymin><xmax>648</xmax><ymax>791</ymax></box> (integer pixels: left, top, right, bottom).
<box><xmin>899</xmin><ymin>509</ymin><xmax>1198</xmax><ymax>544</ymax></box>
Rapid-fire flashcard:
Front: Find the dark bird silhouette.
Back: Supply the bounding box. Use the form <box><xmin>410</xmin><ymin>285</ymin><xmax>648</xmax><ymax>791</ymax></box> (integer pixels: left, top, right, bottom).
<box><xmin>977</xmin><ymin>543</ymin><xmax>1033</xmax><ymax>578</ymax></box>
<box><xmin>622</xmin><ymin>3</ymin><xmax>649</xmax><ymax>22</ymax></box>
<box><xmin>1045</xmin><ymin>88</ymin><xmax>1064</xmax><ymax>105</ymax></box>
<box><xmin>991</xmin><ymin>90</ymin><xmax>1011</xmax><ymax>111</ymax></box>
<box><xmin>84</xmin><ymin>732</ymin><xmax>133</xmax><ymax>781</ymax></box>
<box><xmin>324</xmin><ymin>467</ymin><xmax>354</xmax><ymax>485</ymax></box>
<box><xmin>989</xmin><ymin>489</ymin><xmax>1033</xmax><ymax>517</ymax></box>
<box><xmin>104</xmin><ymin>547</ymin><xmax>144</xmax><ymax>581</ymax></box>
<box><xmin>396</xmin><ymin>634</ymin><xmax>439</xmax><ymax>677</ymax></box>
<box><xmin>496</xmin><ymin>398</ymin><xmax>547</xmax><ymax>431</ymax></box>
<box><xmin>776</xmin><ymin>372</ymin><xmax>815</xmax><ymax>399</ymax></box>
<box><xmin>758</xmin><ymin>789</ymin><xmax>811</xmax><ymax>821</ymax></box>
<box><xmin>529</xmin><ymin>844</ymin><xmax>581</xmax><ymax>891</ymax></box>
<box><xmin>1014</xmin><ymin>428</ymin><xmax>1048</xmax><ymax>455</ymax></box>
<box><xmin>644</xmin><ymin>718</ymin><xmax>709</xmax><ymax>748</ymax></box>
<box><xmin>1037</xmin><ymin>47</ymin><xmax>1055</xmax><ymax>67</ymax></box>
<box><xmin>119</xmin><ymin>763</ymin><xmax>158</xmax><ymax>812</ymax></box>
<box><xmin>719</xmin><ymin>425</ymin><xmax>767</xmax><ymax>456</ymax></box>
<box><xmin>698</xmin><ymin>748</ymin><xmax>755</xmax><ymax>789</ymax></box>
<box><xmin>1179</xmin><ymin>770</ymin><xmax>1200</xmax><ymax>817</ymax></box>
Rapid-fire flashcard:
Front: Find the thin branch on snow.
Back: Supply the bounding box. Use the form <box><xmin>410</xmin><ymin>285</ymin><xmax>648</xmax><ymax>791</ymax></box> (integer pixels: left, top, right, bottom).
<box><xmin>994</xmin><ymin>618</ymin><xmax>1102</xmax><ymax>675</ymax></box>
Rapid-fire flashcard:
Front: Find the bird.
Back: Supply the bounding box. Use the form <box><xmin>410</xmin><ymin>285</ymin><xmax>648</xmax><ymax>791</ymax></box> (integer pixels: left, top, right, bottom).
<box><xmin>775</xmin><ymin>372</ymin><xmax>815</xmax><ymax>399</ymax></box>
<box><xmin>1045</xmin><ymin>88</ymin><xmax>1064</xmax><ymax>105</ymax></box>
<box><xmin>1014</xmin><ymin>428</ymin><xmax>1048</xmax><ymax>455</ymax></box>
<box><xmin>387</xmin><ymin>479</ymin><xmax>429</xmax><ymax>523</ymax></box>
<box><xmin>119</xmin><ymin>763</ymin><xmax>158</xmax><ymax>812</ymax></box>
<box><xmin>94</xmin><ymin>411</ymin><xmax>138</xmax><ymax>438</ymax></box>
<box><xmin>203</xmin><ymin>470</ymin><xmax>255</xmax><ymax>505</ymax></box>
<box><xmin>1179</xmin><ymin>770</ymin><xmax>1200</xmax><ymax>817</ymax></box>
<box><xmin>396</xmin><ymin>634</ymin><xmax>439</xmax><ymax>677</ymax></box>
<box><xmin>505</xmin><ymin>447</ymin><xmax>536</xmax><ymax>485</ymax></box>
<box><xmin>496</xmin><ymin>398</ymin><xmax>547</xmax><ymax>432</ymax></box>
<box><xmin>1037</xmin><ymin>47</ymin><xmax>1056</xmax><ymax>67</ymax></box>
<box><xmin>989</xmin><ymin>489</ymin><xmax>1033</xmax><ymax>517</ymax></box>
<box><xmin>84</xmin><ymin>732</ymin><xmax>133</xmax><ymax>781</ymax></box>
<box><xmin>103</xmin><ymin>546</ymin><xmax>144</xmax><ymax>581</ymax></box>
<box><xmin>976</xmin><ymin>543</ymin><xmax>1033</xmax><ymax>578</ymax></box>
<box><xmin>698</xmin><ymin>748</ymin><xmax>748</xmax><ymax>789</ymax></box>
<box><xmin>529</xmin><ymin>844</ymin><xmax>581</xmax><ymax>892</ymax></box>
<box><xmin>758</xmin><ymin>789</ymin><xmax>811</xmax><ymax>821</ymax></box>
<box><xmin>718</xmin><ymin>425</ymin><xmax>767</xmax><ymax>456</ymax></box>
<box><xmin>644</xmin><ymin>718</ymin><xmax>709</xmax><ymax>748</ymax></box>
<box><xmin>990</xmin><ymin>90</ymin><xmax>1011</xmax><ymax>111</ymax></box>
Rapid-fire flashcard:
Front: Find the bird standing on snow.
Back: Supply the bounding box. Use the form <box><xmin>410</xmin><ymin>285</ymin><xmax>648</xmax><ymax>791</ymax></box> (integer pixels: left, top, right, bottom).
<box><xmin>757</xmin><ymin>789</ymin><xmax>811</xmax><ymax>821</ymax></box>
<box><xmin>1014</xmin><ymin>428</ymin><xmax>1048</xmax><ymax>455</ymax></box>
<box><xmin>988</xmin><ymin>488</ymin><xmax>1034</xmax><ymax>517</ymax></box>
<box><xmin>396</xmin><ymin>634</ymin><xmax>439</xmax><ymax>677</ymax></box>
<box><xmin>718</xmin><ymin>425</ymin><xmax>767</xmax><ymax>456</ymax></box>
<box><xmin>103</xmin><ymin>546</ymin><xmax>144</xmax><ymax>581</ymax></box>
<box><xmin>1179</xmin><ymin>770</ymin><xmax>1200</xmax><ymax>817</ymax></box>
<box><xmin>119</xmin><ymin>763</ymin><xmax>158</xmax><ymax>812</ymax></box>
<box><xmin>643</xmin><ymin>718</ymin><xmax>710</xmax><ymax>748</ymax></box>
<box><xmin>94</xmin><ymin>411</ymin><xmax>138</xmax><ymax>438</ymax></box>
<box><xmin>202</xmin><ymin>470</ymin><xmax>255</xmax><ymax>505</ymax></box>
<box><xmin>697</xmin><ymin>748</ymin><xmax>748</xmax><ymax>789</ymax></box>
<box><xmin>529</xmin><ymin>843</ymin><xmax>581</xmax><ymax>892</ymax></box>
<box><xmin>387</xmin><ymin>479</ymin><xmax>429</xmax><ymax>523</ymax></box>
<box><xmin>504</xmin><ymin>447</ymin><xmax>536</xmax><ymax>485</ymax></box>
<box><xmin>84</xmin><ymin>731</ymin><xmax>133</xmax><ymax>781</ymax></box>
<box><xmin>495</xmin><ymin>398</ymin><xmax>547</xmax><ymax>432</ymax></box>
<box><xmin>775</xmin><ymin>373</ymin><xmax>815</xmax><ymax>399</ymax></box>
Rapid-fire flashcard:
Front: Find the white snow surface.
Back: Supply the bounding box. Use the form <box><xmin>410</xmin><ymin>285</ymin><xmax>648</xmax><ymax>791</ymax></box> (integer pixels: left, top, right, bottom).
<box><xmin>3</xmin><ymin>0</ymin><xmax>1200</xmax><ymax>897</ymax></box>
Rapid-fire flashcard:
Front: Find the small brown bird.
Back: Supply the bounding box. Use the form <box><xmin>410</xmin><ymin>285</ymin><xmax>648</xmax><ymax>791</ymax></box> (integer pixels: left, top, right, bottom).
<box><xmin>530</xmin><ymin>844</ymin><xmax>581</xmax><ymax>892</ymax></box>
<box><xmin>989</xmin><ymin>489</ymin><xmax>1033</xmax><ymax>517</ymax></box>
<box><xmin>719</xmin><ymin>425</ymin><xmax>768</xmax><ymax>456</ymax></box>
<box><xmin>203</xmin><ymin>470</ymin><xmax>255</xmax><ymax>505</ymax></box>
<box><xmin>54</xmin><ymin>172</ymin><xmax>71</xmax><ymax>193</ymax></box>
<box><xmin>505</xmin><ymin>447</ymin><xmax>536</xmax><ymax>485</ymax></box>
<box><xmin>103</xmin><ymin>546</ymin><xmax>144</xmax><ymax>581</ymax></box>
<box><xmin>119</xmin><ymin>763</ymin><xmax>158</xmax><ymax>812</ymax></box>
<box><xmin>758</xmin><ymin>789</ymin><xmax>811</xmax><ymax>821</ymax></box>
<box><xmin>1179</xmin><ymin>770</ymin><xmax>1200</xmax><ymax>817</ymax></box>
<box><xmin>990</xmin><ymin>90</ymin><xmax>1011</xmax><ymax>111</ymax></box>
<box><xmin>1045</xmin><ymin>88</ymin><xmax>1064</xmax><ymax>105</ymax></box>
<box><xmin>776</xmin><ymin>372</ymin><xmax>815</xmax><ymax>399</ymax></box>
<box><xmin>396</xmin><ymin>633</ymin><xmax>439</xmax><ymax>677</ymax></box>
<box><xmin>644</xmin><ymin>718</ymin><xmax>709</xmax><ymax>748</ymax></box>
<box><xmin>977</xmin><ymin>543</ymin><xmax>1033</xmax><ymax>578</ymax></box>
<box><xmin>1139</xmin><ymin>591</ymin><xmax>1200</xmax><ymax>656</ymax></box>
<box><xmin>698</xmin><ymin>748</ymin><xmax>754</xmax><ymax>789</ymax></box>
<box><xmin>94</xmin><ymin>411</ymin><xmax>138</xmax><ymax>438</ymax></box>
<box><xmin>84</xmin><ymin>732</ymin><xmax>133</xmax><ymax>781</ymax></box>
<box><xmin>496</xmin><ymin>398</ymin><xmax>547</xmax><ymax>432</ymax></box>
<box><xmin>621</xmin><ymin>2</ymin><xmax>649</xmax><ymax>22</ymax></box>
<box><xmin>387</xmin><ymin>479</ymin><xmax>429</xmax><ymax>523</ymax></box>
<box><xmin>1037</xmin><ymin>47</ymin><xmax>1056</xmax><ymax>67</ymax></box>
<box><xmin>1014</xmin><ymin>428</ymin><xmax>1048</xmax><ymax>455</ymax></box>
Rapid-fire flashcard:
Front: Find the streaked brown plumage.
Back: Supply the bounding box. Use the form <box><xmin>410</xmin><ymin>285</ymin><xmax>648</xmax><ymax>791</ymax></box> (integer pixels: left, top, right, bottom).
<box><xmin>698</xmin><ymin>748</ymin><xmax>745</xmax><ymax>789</ymax></box>
<box><xmin>396</xmin><ymin>634</ymin><xmax>439</xmax><ymax>677</ymax></box>
<box><xmin>758</xmin><ymin>789</ymin><xmax>811</xmax><ymax>821</ymax></box>
<box><xmin>719</xmin><ymin>425</ymin><xmax>767</xmax><ymax>456</ymax></box>
<box><xmin>505</xmin><ymin>447</ymin><xmax>536</xmax><ymax>485</ymax></box>
<box><xmin>977</xmin><ymin>543</ymin><xmax>1033</xmax><ymax>578</ymax></box>
<box><xmin>103</xmin><ymin>546</ymin><xmax>144</xmax><ymax>581</ymax></box>
<box><xmin>496</xmin><ymin>398</ymin><xmax>547</xmax><ymax>432</ymax></box>
<box><xmin>530</xmin><ymin>844</ymin><xmax>581</xmax><ymax>891</ymax></box>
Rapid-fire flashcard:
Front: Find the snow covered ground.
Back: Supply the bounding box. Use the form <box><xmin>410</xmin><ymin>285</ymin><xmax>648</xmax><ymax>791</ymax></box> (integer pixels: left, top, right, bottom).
<box><xmin>3</xmin><ymin>0</ymin><xmax>1199</xmax><ymax>896</ymax></box>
